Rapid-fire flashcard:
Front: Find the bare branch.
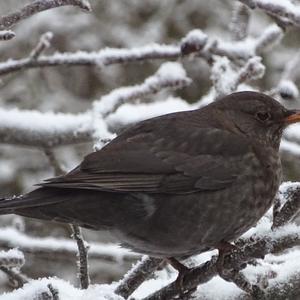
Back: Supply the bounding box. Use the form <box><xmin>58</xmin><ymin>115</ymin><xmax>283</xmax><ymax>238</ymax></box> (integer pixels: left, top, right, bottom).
<box><xmin>0</xmin><ymin>0</ymin><xmax>91</xmax><ymax>30</ymax></box>
<box><xmin>115</xmin><ymin>256</ymin><xmax>163</xmax><ymax>299</ymax></box>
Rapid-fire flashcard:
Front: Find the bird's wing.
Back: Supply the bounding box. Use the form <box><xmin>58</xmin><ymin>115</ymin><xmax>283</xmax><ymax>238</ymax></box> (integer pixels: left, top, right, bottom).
<box><xmin>41</xmin><ymin>115</ymin><xmax>252</xmax><ymax>194</ymax></box>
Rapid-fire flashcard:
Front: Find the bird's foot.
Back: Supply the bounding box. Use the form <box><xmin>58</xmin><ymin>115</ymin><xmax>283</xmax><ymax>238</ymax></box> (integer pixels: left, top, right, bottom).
<box><xmin>216</xmin><ymin>241</ymin><xmax>241</xmax><ymax>281</ymax></box>
<box><xmin>167</xmin><ymin>257</ymin><xmax>196</xmax><ymax>298</ymax></box>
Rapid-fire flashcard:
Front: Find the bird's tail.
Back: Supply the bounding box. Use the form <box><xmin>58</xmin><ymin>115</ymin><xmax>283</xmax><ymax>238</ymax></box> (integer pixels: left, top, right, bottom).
<box><xmin>0</xmin><ymin>188</ymin><xmax>63</xmax><ymax>215</ymax></box>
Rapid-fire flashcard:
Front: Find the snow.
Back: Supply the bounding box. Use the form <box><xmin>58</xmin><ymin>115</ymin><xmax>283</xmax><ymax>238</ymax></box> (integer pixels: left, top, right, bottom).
<box><xmin>0</xmin><ymin>278</ymin><xmax>123</xmax><ymax>300</ymax></box>
<box><xmin>278</xmin><ymin>80</ymin><xmax>299</xmax><ymax>100</ymax></box>
<box><xmin>93</xmin><ymin>62</ymin><xmax>191</xmax><ymax>117</ymax></box>
<box><xmin>106</xmin><ymin>96</ymin><xmax>191</xmax><ymax>127</ymax></box>
<box><xmin>0</xmin><ymin>227</ymin><xmax>139</xmax><ymax>263</ymax></box>
<box><xmin>181</xmin><ymin>29</ymin><xmax>208</xmax><ymax>52</ymax></box>
<box><xmin>0</xmin><ymin>249</ymin><xmax>24</xmax><ymax>268</ymax></box>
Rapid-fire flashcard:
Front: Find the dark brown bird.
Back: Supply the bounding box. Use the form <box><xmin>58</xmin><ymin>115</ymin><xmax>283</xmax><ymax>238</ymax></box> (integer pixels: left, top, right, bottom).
<box><xmin>0</xmin><ymin>91</ymin><xmax>299</xmax><ymax>260</ymax></box>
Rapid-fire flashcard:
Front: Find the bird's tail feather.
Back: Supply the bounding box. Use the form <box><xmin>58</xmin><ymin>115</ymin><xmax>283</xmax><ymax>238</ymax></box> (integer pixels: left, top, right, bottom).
<box><xmin>0</xmin><ymin>188</ymin><xmax>64</xmax><ymax>215</ymax></box>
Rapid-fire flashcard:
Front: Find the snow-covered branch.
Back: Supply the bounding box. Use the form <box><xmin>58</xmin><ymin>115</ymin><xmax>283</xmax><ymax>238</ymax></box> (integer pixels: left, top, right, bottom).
<box><xmin>94</xmin><ymin>62</ymin><xmax>191</xmax><ymax>118</ymax></box>
<box><xmin>240</xmin><ymin>0</ymin><xmax>300</xmax><ymax>28</ymax></box>
<box><xmin>0</xmin><ymin>227</ymin><xmax>139</xmax><ymax>263</ymax></box>
<box><xmin>115</xmin><ymin>256</ymin><xmax>163</xmax><ymax>299</ymax></box>
<box><xmin>0</xmin><ymin>0</ymin><xmax>91</xmax><ymax>31</ymax></box>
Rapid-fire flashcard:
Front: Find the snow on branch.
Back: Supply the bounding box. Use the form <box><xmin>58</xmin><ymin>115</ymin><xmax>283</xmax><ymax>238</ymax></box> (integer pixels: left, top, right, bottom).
<box><xmin>0</xmin><ymin>249</ymin><xmax>24</xmax><ymax>268</ymax></box>
<box><xmin>230</xmin><ymin>3</ymin><xmax>250</xmax><ymax>41</ymax></box>
<box><xmin>240</xmin><ymin>0</ymin><xmax>300</xmax><ymax>27</ymax></box>
<box><xmin>211</xmin><ymin>56</ymin><xmax>265</xmax><ymax>96</ymax></box>
<box><xmin>0</xmin><ymin>227</ymin><xmax>139</xmax><ymax>263</ymax></box>
<box><xmin>0</xmin><ymin>0</ymin><xmax>91</xmax><ymax>31</ymax></box>
<box><xmin>115</xmin><ymin>256</ymin><xmax>163</xmax><ymax>299</ymax></box>
<box><xmin>0</xmin><ymin>108</ymin><xmax>94</xmax><ymax>147</ymax></box>
<box><xmin>94</xmin><ymin>62</ymin><xmax>191</xmax><ymax>117</ymax></box>
<box><xmin>0</xmin><ymin>24</ymin><xmax>283</xmax><ymax>78</ymax></box>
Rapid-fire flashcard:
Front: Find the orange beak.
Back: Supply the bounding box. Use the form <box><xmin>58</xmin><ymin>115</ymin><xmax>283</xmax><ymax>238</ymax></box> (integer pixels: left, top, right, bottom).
<box><xmin>284</xmin><ymin>110</ymin><xmax>300</xmax><ymax>125</ymax></box>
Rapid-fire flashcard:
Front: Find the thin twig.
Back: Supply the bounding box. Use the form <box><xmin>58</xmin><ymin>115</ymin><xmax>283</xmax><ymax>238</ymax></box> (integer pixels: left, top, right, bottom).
<box><xmin>0</xmin><ymin>266</ymin><xmax>29</xmax><ymax>288</ymax></box>
<box><xmin>30</xmin><ymin>32</ymin><xmax>53</xmax><ymax>60</ymax></box>
<box><xmin>0</xmin><ymin>0</ymin><xmax>91</xmax><ymax>30</ymax></box>
<box><xmin>115</xmin><ymin>256</ymin><xmax>163</xmax><ymax>299</ymax></box>
<box><xmin>70</xmin><ymin>225</ymin><xmax>90</xmax><ymax>289</ymax></box>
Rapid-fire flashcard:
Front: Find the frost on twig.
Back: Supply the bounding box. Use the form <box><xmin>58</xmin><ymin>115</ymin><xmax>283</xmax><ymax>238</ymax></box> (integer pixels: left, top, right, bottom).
<box><xmin>115</xmin><ymin>256</ymin><xmax>163</xmax><ymax>299</ymax></box>
<box><xmin>70</xmin><ymin>225</ymin><xmax>90</xmax><ymax>289</ymax></box>
<box><xmin>0</xmin><ymin>30</ymin><xmax>15</xmax><ymax>41</ymax></box>
<box><xmin>211</xmin><ymin>56</ymin><xmax>265</xmax><ymax>96</ymax></box>
<box><xmin>254</xmin><ymin>24</ymin><xmax>283</xmax><ymax>55</ymax></box>
<box><xmin>272</xmin><ymin>182</ymin><xmax>300</xmax><ymax>229</ymax></box>
<box><xmin>30</xmin><ymin>32</ymin><xmax>54</xmax><ymax>60</ymax></box>
<box><xmin>180</xmin><ymin>29</ymin><xmax>208</xmax><ymax>55</ymax></box>
<box><xmin>0</xmin><ymin>249</ymin><xmax>27</xmax><ymax>289</ymax></box>
<box><xmin>0</xmin><ymin>0</ymin><xmax>91</xmax><ymax>30</ymax></box>
<box><xmin>0</xmin><ymin>227</ymin><xmax>139</xmax><ymax>263</ymax></box>
<box><xmin>94</xmin><ymin>62</ymin><xmax>192</xmax><ymax>117</ymax></box>
<box><xmin>230</xmin><ymin>3</ymin><xmax>250</xmax><ymax>41</ymax></box>
<box><xmin>0</xmin><ymin>249</ymin><xmax>24</xmax><ymax>268</ymax></box>
<box><xmin>240</xmin><ymin>0</ymin><xmax>300</xmax><ymax>27</ymax></box>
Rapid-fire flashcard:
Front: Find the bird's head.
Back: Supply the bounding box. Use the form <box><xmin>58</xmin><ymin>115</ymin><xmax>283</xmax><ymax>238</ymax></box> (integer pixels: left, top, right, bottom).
<box><xmin>211</xmin><ymin>91</ymin><xmax>300</xmax><ymax>149</ymax></box>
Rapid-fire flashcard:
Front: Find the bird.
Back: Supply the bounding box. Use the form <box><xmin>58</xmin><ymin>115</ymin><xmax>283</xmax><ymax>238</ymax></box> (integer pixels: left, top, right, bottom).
<box><xmin>0</xmin><ymin>91</ymin><xmax>299</xmax><ymax>266</ymax></box>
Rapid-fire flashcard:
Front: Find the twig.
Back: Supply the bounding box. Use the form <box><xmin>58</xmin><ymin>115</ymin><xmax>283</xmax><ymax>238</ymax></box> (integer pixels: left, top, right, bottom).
<box><xmin>43</xmin><ymin>148</ymin><xmax>65</xmax><ymax>176</ymax></box>
<box><xmin>47</xmin><ymin>283</ymin><xmax>60</xmax><ymax>300</ymax></box>
<box><xmin>272</xmin><ymin>183</ymin><xmax>300</xmax><ymax>229</ymax></box>
<box><xmin>0</xmin><ymin>0</ymin><xmax>91</xmax><ymax>30</ymax></box>
<box><xmin>70</xmin><ymin>225</ymin><xmax>90</xmax><ymax>289</ymax></box>
<box><xmin>142</xmin><ymin>228</ymin><xmax>300</xmax><ymax>300</ymax></box>
<box><xmin>230</xmin><ymin>3</ymin><xmax>250</xmax><ymax>41</ymax></box>
<box><xmin>0</xmin><ymin>227</ymin><xmax>139</xmax><ymax>263</ymax></box>
<box><xmin>115</xmin><ymin>256</ymin><xmax>163</xmax><ymax>299</ymax></box>
<box><xmin>30</xmin><ymin>32</ymin><xmax>54</xmax><ymax>60</ymax></box>
<box><xmin>43</xmin><ymin>147</ymin><xmax>90</xmax><ymax>290</ymax></box>
<box><xmin>0</xmin><ymin>266</ymin><xmax>29</xmax><ymax>288</ymax></box>
<box><xmin>95</xmin><ymin>62</ymin><xmax>191</xmax><ymax>117</ymax></box>
<box><xmin>239</xmin><ymin>0</ymin><xmax>300</xmax><ymax>27</ymax></box>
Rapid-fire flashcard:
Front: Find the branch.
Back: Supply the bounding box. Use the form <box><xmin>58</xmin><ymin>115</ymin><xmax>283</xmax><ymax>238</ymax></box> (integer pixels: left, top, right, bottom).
<box><xmin>142</xmin><ymin>226</ymin><xmax>300</xmax><ymax>300</ymax></box>
<box><xmin>94</xmin><ymin>62</ymin><xmax>191</xmax><ymax>118</ymax></box>
<box><xmin>70</xmin><ymin>225</ymin><xmax>90</xmax><ymax>289</ymax></box>
<box><xmin>0</xmin><ymin>62</ymin><xmax>191</xmax><ymax>148</ymax></box>
<box><xmin>230</xmin><ymin>3</ymin><xmax>250</xmax><ymax>41</ymax></box>
<box><xmin>272</xmin><ymin>182</ymin><xmax>300</xmax><ymax>229</ymax></box>
<box><xmin>30</xmin><ymin>32</ymin><xmax>54</xmax><ymax>60</ymax></box>
<box><xmin>0</xmin><ymin>0</ymin><xmax>91</xmax><ymax>30</ymax></box>
<box><xmin>211</xmin><ymin>56</ymin><xmax>265</xmax><ymax>96</ymax></box>
<box><xmin>0</xmin><ymin>266</ymin><xmax>29</xmax><ymax>288</ymax></box>
<box><xmin>240</xmin><ymin>0</ymin><xmax>300</xmax><ymax>27</ymax></box>
<box><xmin>0</xmin><ymin>249</ymin><xmax>24</xmax><ymax>268</ymax></box>
<box><xmin>0</xmin><ymin>227</ymin><xmax>139</xmax><ymax>263</ymax></box>
<box><xmin>115</xmin><ymin>256</ymin><xmax>163</xmax><ymax>299</ymax></box>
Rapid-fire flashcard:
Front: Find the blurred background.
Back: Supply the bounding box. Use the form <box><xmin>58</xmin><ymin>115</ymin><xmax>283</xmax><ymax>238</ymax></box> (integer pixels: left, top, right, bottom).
<box><xmin>0</xmin><ymin>0</ymin><xmax>299</xmax><ymax>293</ymax></box>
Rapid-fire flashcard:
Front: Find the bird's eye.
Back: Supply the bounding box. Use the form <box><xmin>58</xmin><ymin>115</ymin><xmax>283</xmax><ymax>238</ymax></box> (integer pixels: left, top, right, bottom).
<box><xmin>256</xmin><ymin>111</ymin><xmax>271</xmax><ymax>122</ymax></box>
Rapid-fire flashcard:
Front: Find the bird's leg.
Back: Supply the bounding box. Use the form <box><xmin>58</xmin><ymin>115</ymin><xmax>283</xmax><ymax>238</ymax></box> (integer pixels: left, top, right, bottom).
<box><xmin>166</xmin><ymin>257</ymin><xmax>195</xmax><ymax>296</ymax></box>
<box><xmin>216</xmin><ymin>241</ymin><xmax>239</xmax><ymax>281</ymax></box>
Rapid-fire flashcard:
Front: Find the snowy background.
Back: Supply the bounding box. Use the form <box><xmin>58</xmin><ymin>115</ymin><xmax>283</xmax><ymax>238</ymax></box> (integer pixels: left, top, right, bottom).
<box><xmin>0</xmin><ymin>0</ymin><xmax>300</xmax><ymax>299</ymax></box>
